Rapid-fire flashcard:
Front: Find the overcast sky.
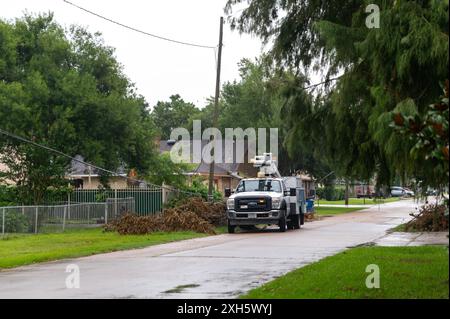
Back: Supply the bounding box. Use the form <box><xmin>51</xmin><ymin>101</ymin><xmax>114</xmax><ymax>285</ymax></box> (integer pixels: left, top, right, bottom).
<box><xmin>1</xmin><ymin>0</ymin><xmax>266</xmax><ymax>108</ymax></box>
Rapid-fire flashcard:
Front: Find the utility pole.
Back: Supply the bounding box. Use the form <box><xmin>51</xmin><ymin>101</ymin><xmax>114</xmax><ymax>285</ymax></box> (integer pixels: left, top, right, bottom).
<box><xmin>208</xmin><ymin>17</ymin><xmax>224</xmax><ymax>202</ymax></box>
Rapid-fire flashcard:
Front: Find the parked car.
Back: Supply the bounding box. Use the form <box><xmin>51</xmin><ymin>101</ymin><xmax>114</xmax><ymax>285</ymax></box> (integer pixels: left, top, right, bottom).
<box><xmin>390</xmin><ymin>186</ymin><xmax>406</xmax><ymax>197</ymax></box>
<box><xmin>403</xmin><ymin>188</ymin><xmax>415</xmax><ymax>197</ymax></box>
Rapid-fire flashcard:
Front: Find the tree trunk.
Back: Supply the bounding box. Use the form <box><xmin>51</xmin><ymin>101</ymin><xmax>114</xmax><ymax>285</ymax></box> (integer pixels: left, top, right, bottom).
<box><xmin>344</xmin><ymin>180</ymin><xmax>349</xmax><ymax>206</ymax></box>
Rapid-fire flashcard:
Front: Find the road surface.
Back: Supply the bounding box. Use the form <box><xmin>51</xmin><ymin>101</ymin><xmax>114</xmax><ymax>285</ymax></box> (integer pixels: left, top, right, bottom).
<box><xmin>0</xmin><ymin>200</ymin><xmax>417</xmax><ymax>299</ymax></box>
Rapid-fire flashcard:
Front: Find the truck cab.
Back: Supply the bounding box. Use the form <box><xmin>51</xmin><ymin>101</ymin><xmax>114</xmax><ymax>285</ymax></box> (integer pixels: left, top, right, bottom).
<box><xmin>225</xmin><ymin>177</ymin><xmax>305</xmax><ymax>233</ymax></box>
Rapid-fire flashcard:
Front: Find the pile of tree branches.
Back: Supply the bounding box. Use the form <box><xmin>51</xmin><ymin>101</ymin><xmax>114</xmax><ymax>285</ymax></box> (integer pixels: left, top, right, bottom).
<box><xmin>405</xmin><ymin>202</ymin><xmax>449</xmax><ymax>232</ymax></box>
<box><xmin>104</xmin><ymin>197</ymin><xmax>226</xmax><ymax>235</ymax></box>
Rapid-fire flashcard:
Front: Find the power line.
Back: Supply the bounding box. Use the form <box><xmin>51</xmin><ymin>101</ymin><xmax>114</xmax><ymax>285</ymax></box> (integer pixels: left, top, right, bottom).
<box><xmin>63</xmin><ymin>1</ymin><xmax>341</xmax><ymax>90</ymax></box>
<box><xmin>0</xmin><ymin>128</ymin><xmax>200</xmax><ymax>196</ymax></box>
<box><xmin>303</xmin><ymin>75</ymin><xmax>344</xmax><ymax>90</ymax></box>
<box><xmin>225</xmin><ymin>6</ymin><xmax>250</xmax><ymax>17</ymax></box>
<box><xmin>63</xmin><ymin>0</ymin><xmax>217</xmax><ymax>49</ymax></box>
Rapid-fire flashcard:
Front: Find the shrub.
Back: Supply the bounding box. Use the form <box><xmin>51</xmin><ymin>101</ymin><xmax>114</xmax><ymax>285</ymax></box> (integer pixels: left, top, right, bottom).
<box><xmin>2</xmin><ymin>211</ymin><xmax>30</xmax><ymax>233</ymax></box>
<box><xmin>166</xmin><ymin>179</ymin><xmax>223</xmax><ymax>207</ymax></box>
<box><xmin>182</xmin><ymin>178</ymin><xmax>222</xmax><ymax>201</ymax></box>
<box><xmin>316</xmin><ymin>186</ymin><xmax>345</xmax><ymax>201</ymax></box>
<box><xmin>0</xmin><ymin>185</ymin><xmax>19</xmax><ymax>206</ymax></box>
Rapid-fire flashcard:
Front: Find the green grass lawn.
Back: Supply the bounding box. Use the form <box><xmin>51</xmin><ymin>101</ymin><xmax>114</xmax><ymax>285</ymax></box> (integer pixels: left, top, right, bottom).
<box><xmin>0</xmin><ymin>227</ymin><xmax>211</xmax><ymax>269</ymax></box>
<box><xmin>317</xmin><ymin>197</ymin><xmax>400</xmax><ymax>205</ymax></box>
<box><xmin>391</xmin><ymin>223</ymin><xmax>409</xmax><ymax>232</ymax></box>
<box><xmin>242</xmin><ymin>246</ymin><xmax>449</xmax><ymax>299</ymax></box>
<box><xmin>314</xmin><ymin>206</ymin><xmax>365</xmax><ymax>215</ymax></box>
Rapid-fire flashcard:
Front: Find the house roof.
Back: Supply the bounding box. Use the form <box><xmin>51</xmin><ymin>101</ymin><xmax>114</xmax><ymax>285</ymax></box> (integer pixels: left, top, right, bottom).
<box><xmin>159</xmin><ymin>139</ymin><xmax>254</xmax><ymax>178</ymax></box>
<box><xmin>68</xmin><ymin>138</ymin><xmax>255</xmax><ymax>179</ymax></box>
<box><xmin>67</xmin><ymin>155</ymin><xmax>127</xmax><ymax>177</ymax></box>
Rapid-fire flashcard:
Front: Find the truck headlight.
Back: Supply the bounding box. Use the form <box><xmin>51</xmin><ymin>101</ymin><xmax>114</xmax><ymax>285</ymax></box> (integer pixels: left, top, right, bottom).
<box><xmin>227</xmin><ymin>199</ymin><xmax>235</xmax><ymax>210</ymax></box>
<box><xmin>272</xmin><ymin>198</ymin><xmax>282</xmax><ymax>209</ymax></box>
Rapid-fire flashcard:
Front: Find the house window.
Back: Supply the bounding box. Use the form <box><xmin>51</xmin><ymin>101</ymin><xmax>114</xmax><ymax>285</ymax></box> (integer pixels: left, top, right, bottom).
<box><xmin>72</xmin><ymin>179</ymin><xmax>84</xmax><ymax>189</ymax></box>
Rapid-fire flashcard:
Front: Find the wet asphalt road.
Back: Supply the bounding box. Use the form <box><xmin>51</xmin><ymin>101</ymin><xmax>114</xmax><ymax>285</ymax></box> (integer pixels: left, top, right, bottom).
<box><xmin>0</xmin><ymin>200</ymin><xmax>417</xmax><ymax>299</ymax></box>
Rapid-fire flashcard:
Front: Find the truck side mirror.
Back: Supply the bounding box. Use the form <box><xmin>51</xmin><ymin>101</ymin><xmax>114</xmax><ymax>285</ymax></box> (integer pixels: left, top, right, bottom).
<box><xmin>289</xmin><ymin>188</ymin><xmax>297</xmax><ymax>196</ymax></box>
<box><xmin>224</xmin><ymin>188</ymin><xmax>232</xmax><ymax>197</ymax></box>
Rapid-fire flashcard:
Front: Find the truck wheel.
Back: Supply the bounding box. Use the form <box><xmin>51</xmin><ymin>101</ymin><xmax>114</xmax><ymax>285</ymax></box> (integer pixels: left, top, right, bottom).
<box><xmin>286</xmin><ymin>218</ymin><xmax>292</xmax><ymax>229</ymax></box>
<box><xmin>278</xmin><ymin>215</ymin><xmax>287</xmax><ymax>232</ymax></box>
<box><xmin>227</xmin><ymin>221</ymin><xmax>236</xmax><ymax>234</ymax></box>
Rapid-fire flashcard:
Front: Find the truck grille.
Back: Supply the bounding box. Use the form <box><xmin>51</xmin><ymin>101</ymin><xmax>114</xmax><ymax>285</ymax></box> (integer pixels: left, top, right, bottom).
<box><xmin>235</xmin><ymin>197</ymin><xmax>271</xmax><ymax>212</ymax></box>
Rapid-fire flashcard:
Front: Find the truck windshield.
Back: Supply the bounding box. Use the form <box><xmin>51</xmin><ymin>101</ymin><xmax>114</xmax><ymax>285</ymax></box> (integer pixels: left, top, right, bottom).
<box><xmin>236</xmin><ymin>180</ymin><xmax>282</xmax><ymax>193</ymax></box>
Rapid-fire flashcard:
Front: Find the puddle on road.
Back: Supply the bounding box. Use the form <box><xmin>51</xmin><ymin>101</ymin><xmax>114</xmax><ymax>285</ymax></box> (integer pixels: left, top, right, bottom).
<box><xmin>163</xmin><ymin>283</ymin><xmax>200</xmax><ymax>294</ymax></box>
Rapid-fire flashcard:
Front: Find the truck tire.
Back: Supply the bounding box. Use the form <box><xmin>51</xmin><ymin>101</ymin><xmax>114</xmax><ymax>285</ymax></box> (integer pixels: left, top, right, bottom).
<box><xmin>287</xmin><ymin>219</ymin><xmax>293</xmax><ymax>230</ymax></box>
<box><xmin>278</xmin><ymin>213</ymin><xmax>287</xmax><ymax>232</ymax></box>
<box><xmin>227</xmin><ymin>221</ymin><xmax>236</xmax><ymax>234</ymax></box>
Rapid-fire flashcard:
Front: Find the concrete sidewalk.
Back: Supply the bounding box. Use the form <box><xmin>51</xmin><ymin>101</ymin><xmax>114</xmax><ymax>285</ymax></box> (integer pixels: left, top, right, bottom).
<box><xmin>374</xmin><ymin>231</ymin><xmax>449</xmax><ymax>246</ymax></box>
<box><xmin>316</xmin><ymin>202</ymin><xmax>402</xmax><ymax>208</ymax></box>
<box><xmin>0</xmin><ymin>199</ymin><xmax>419</xmax><ymax>299</ymax></box>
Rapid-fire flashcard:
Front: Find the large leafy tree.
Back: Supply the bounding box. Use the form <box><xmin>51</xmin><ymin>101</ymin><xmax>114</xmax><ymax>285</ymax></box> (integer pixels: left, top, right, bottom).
<box><xmin>146</xmin><ymin>153</ymin><xmax>195</xmax><ymax>189</ymax></box>
<box><xmin>0</xmin><ymin>13</ymin><xmax>157</xmax><ymax>204</ymax></box>
<box><xmin>195</xmin><ymin>57</ymin><xmax>331</xmax><ymax>176</ymax></box>
<box><xmin>219</xmin><ymin>58</ymin><xmax>281</xmax><ymax>130</ymax></box>
<box><xmin>227</xmin><ymin>0</ymin><xmax>449</xmax><ymax>190</ymax></box>
<box><xmin>151</xmin><ymin>94</ymin><xmax>200</xmax><ymax>139</ymax></box>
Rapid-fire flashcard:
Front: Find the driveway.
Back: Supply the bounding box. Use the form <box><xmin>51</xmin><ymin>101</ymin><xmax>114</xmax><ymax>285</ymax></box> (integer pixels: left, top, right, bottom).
<box><xmin>0</xmin><ymin>200</ymin><xmax>417</xmax><ymax>299</ymax></box>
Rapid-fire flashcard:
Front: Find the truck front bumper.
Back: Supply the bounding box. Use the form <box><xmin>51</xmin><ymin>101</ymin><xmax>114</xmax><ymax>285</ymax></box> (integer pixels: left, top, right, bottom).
<box><xmin>227</xmin><ymin>210</ymin><xmax>282</xmax><ymax>226</ymax></box>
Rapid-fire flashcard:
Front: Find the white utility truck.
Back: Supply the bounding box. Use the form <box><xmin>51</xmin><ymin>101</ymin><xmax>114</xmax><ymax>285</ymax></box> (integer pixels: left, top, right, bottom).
<box><xmin>224</xmin><ymin>153</ymin><xmax>306</xmax><ymax>233</ymax></box>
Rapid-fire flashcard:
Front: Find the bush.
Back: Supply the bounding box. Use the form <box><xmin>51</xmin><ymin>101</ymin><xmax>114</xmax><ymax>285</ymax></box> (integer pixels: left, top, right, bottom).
<box><xmin>2</xmin><ymin>211</ymin><xmax>30</xmax><ymax>233</ymax></box>
<box><xmin>405</xmin><ymin>202</ymin><xmax>449</xmax><ymax>232</ymax></box>
<box><xmin>43</xmin><ymin>186</ymin><xmax>73</xmax><ymax>204</ymax></box>
<box><xmin>316</xmin><ymin>186</ymin><xmax>345</xmax><ymax>201</ymax></box>
<box><xmin>0</xmin><ymin>185</ymin><xmax>19</xmax><ymax>206</ymax></box>
<box><xmin>166</xmin><ymin>178</ymin><xmax>223</xmax><ymax>207</ymax></box>
<box><xmin>183</xmin><ymin>178</ymin><xmax>223</xmax><ymax>201</ymax></box>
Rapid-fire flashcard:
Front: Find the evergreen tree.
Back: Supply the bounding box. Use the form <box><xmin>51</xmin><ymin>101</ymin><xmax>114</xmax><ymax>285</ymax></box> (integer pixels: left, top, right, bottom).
<box><xmin>227</xmin><ymin>0</ymin><xmax>449</xmax><ymax>190</ymax></box>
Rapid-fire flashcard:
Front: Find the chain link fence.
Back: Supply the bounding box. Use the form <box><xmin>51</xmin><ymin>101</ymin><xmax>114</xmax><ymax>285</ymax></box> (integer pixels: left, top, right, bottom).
<box><xmin>0</xmin><ymin>197</ymin><xmax>134</xmax><ymax>234</ymax></box>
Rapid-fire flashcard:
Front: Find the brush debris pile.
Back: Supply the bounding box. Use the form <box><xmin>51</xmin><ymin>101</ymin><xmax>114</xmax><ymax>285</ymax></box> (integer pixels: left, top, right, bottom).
<box><xmin>405</xmin><ymin>203</ymin><xmax>449</xmax><ymax>232</ymax></box>
<box><xmin>104</xmin><ymin>197</ymin><xmax>226</xmax><ymax>235</ymax></box>
<box><xmin>171</xmin><ymin>197</ymin><xmax>227</xmax><ymax>226</ymax></box>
